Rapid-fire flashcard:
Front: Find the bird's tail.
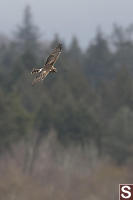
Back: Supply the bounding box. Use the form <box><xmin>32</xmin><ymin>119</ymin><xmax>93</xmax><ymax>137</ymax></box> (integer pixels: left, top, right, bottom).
<box><xmin>31</xmin><ymin>68</ymin><xmax>42</xmax><ymax>75</ymax></box>
<box><xmin>32</xmin><ymin>70</ymin><xmax>50</xmax><ymax>86</ymax></box>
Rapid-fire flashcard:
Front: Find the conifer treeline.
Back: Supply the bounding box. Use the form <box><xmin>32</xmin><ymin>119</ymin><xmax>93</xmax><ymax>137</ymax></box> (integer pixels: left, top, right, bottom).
<box><xmin>0</xmin><ymin>6</ymin><xmax>133</xmax><ymax>164</ymax></box>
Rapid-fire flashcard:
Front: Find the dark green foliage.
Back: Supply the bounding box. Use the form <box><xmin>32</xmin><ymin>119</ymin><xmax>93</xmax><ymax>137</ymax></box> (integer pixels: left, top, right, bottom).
<box><xmin>84</xmin><ymin>30</ymin><xmax>112</xmax><ymax>82</ymax></box>
<box><xmin>15</xmin><ymin>5</ymin><xmax>40</xmax><ymax>70</ymax></box>
<box><xmin>0</xmin><ymin>90</ymin><xmax>32</xmax><ymax>150</ymax></box>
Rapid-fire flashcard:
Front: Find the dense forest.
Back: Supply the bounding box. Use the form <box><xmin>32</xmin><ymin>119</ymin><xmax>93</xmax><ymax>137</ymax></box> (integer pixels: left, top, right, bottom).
<box><xmin>1</xmin><ymin>5</ymin><xmax>133</xmax><ymax>200</ymax></box>
<box><xmin>0</xmin><ymin>5</ymin><xmax>133</xmax><ymax>168</ymax></box>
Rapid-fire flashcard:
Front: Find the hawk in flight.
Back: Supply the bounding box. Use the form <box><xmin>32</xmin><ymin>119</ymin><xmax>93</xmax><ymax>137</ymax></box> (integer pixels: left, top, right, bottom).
<box><xmin>31</xmin><ymin>43</ymin><xmax>62</xmax><ymax>85</ymax></box>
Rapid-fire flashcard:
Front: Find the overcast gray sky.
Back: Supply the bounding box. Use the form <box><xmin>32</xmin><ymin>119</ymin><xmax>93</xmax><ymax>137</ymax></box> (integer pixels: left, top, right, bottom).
<box><xmin>0</xmin><ymin>0</ymin><xmax>133</xmax><ymax>47</ymax></box>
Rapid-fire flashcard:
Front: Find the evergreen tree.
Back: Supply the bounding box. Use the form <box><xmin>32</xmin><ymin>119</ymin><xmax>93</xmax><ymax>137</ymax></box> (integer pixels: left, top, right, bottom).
<box><xmin>85</xmin><ymin>30</ymin><xmax>112</xmax><ymax>82</ymax></box>
<box><xmin>15</xmin><ymin>5</ymin><xmax>40</xmax><ymax>70</ymax></box>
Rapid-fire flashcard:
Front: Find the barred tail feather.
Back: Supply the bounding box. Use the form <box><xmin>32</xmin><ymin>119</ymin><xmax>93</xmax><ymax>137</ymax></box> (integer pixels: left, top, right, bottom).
<box><xmin>31</xmin><ymin>68</ymin><xmax>43</xmax><ymax>74</ymax></box>
<box><xmin>32</xmin><ymin>70</ymin><xmax>50</xmax><ymax>85</ymax></box>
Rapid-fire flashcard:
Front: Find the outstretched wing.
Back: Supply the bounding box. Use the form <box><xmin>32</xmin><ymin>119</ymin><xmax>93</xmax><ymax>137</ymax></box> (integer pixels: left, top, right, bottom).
<box><xmin>44</xmin><ymin>43</ymin><xmax>62</xmax><ymax>67</ymax></box>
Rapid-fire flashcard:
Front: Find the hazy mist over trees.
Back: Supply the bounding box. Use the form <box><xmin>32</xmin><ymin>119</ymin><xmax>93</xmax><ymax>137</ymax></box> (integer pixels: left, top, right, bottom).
<box><xmin>0</xmin><ymin>6</ymin><xmax>133</xmax><ymax>199</ymax></box>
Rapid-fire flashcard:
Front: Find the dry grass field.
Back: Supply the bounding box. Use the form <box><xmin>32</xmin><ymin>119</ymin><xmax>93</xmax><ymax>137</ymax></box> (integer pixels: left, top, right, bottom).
<box><xmin>0</xmin><ymin>133</ymin><xmax>132</xmax><ymax>200</ymax></box>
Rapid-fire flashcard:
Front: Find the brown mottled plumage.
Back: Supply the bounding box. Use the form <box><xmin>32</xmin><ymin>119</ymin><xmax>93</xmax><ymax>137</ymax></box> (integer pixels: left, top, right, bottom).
<box><xmin>31</xmin><ymin>43</ymin><xmax>62</xmax><ymax>85</ymax></box>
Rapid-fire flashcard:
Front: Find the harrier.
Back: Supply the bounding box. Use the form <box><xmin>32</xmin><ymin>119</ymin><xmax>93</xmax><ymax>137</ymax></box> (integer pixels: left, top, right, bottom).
<box><xmin>31</xmin><ymin>43</ymin><xmax>62</xmax><ymax>85</ymax></box>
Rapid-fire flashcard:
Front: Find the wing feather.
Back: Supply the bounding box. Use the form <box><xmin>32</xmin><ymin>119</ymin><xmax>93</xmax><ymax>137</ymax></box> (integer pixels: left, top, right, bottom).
<box><xmin>44</xmin><ymin>43</ymin><xmax>62</xmax><ymax>67</ymax></box>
